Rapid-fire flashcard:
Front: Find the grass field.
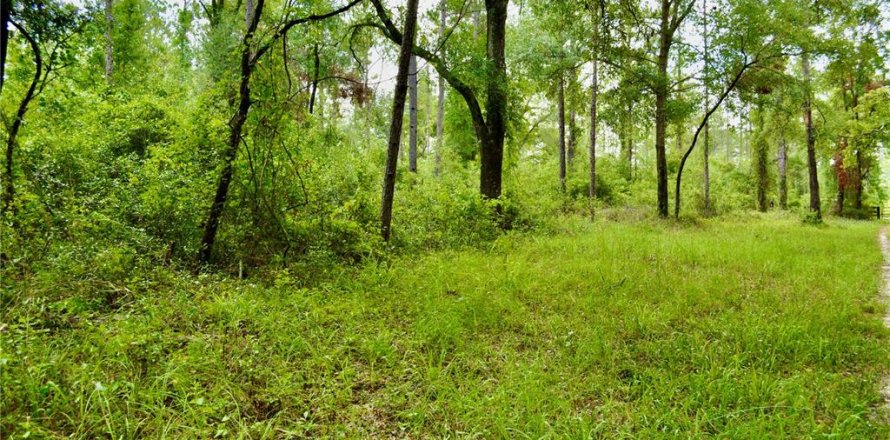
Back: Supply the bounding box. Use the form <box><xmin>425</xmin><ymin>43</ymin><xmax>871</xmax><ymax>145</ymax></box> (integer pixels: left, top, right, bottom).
<box><xmin>3</xmin><ymin>216</ymin><xmax>890</xmax><ymax>438</ymax></box>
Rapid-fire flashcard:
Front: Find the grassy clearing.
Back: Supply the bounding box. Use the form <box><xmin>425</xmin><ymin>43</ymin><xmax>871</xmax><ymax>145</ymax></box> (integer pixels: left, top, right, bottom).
<box><xmin>2</xmin><ymin>216</ymin><xmax>890</xmax><ymax>438</ymax></box>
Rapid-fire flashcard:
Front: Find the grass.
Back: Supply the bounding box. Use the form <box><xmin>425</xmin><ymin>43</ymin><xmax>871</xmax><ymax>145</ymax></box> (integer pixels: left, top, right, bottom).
<box><xmin>2</xmin><ymin>215</ymin><xmax>890</xmax><ymax>438</ymax></box>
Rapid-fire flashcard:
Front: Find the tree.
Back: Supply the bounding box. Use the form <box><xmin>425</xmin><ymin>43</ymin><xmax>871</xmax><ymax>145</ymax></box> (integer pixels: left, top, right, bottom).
<box><xmin>370</xmin><ymin>0</ymin><xmax>509</xmax><ymax>201</ymax></box>
<box><xmin>198</xmin><ymin>0</ymin><xmax>362</xmax><ymax>265</ymax></box>
<box><xmin>3</xmin><ymin>0</ymin><xmax>82</xmax><ymax>214</ymax></box>
<box><xmin>408</xmin><ymin>54</ymin><xmax>418</xmax><ymax>173</ymax></box>
<box><xmin>380</xmin><ymin>0</ymin><xmax>420</xmax><ymax>242</ymax></box>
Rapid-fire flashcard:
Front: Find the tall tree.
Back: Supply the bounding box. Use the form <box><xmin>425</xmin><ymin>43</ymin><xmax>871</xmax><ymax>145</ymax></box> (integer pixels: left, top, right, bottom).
<box><xmin>371</xmin><ymin>0</ymin><xmax>509</xmax><ymax>201</ymax></box>
<box><xmin>434</xmin><ymin>0</ymin><xmax>445</xmax><ymax>177</ymax></box>
<box><xmin>408</xmin><ymin>54</ymin><xmax>418</xmax><ymax>173</ymax></box>
<box><xmin>3</xmin><ymin>0</ymin><xmax>81</xmax><ymax>214</ymax></box>
<box><xmin>558</xmin><ymin>72</ymin><xmax>567</xmax><ymax>192</ymax></box>
<box><xmin>380</xmin><ymin>0</ymin><xmax>420</xmax><ymax>242</ymax></box>
<box><xmin>801</xmin><ymin>53</ymin><xmax>821</xmax><ymax>219</ymax></box>
<box><xmin>654</xmin><ymin>0</ymin><xmax>695</xmax><ymax>218</ymax></box>
<box><xmin>198</xmin><ymin>0</ymin><xmax>363</xmax><ymax>264</ymax></box>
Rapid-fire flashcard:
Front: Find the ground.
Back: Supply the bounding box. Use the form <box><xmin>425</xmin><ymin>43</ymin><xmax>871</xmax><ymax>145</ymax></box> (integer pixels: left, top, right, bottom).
<box><xmin>2</xmin><ymin>215</ymin><xmax>890</xmax><ymax>438</ymax></box>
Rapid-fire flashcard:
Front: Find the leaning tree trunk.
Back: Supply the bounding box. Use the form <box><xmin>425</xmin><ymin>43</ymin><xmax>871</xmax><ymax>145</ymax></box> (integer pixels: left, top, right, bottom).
<box><xmin>380</xmin><ymin>0</ymin><xmax>419</xmax><ymax>241</ymax></box>
<box><xmin>309</xmin><ymin>44</ymin><xmax>320</xmax><ymax>114</ymax></box>
<box><xmin>801</xmin><ymin>54</ymin><xmax>821</xmax><ymax>219</ymax></box>
<box><xmin>851</xmin><ymin>86</ymin><xmax>863</xmax><ymax>211</ymax></box>
<box><xmin>408</xmin><ymin>54</ymin><xmax>418</xmax><ymax>173</ymax></box>
<box><xmin>198</xmin><ymin>0</ymin><xmax>262</xmax><ymax>264</ymax></box>
<box><xmin>3</xmin><ymin>21</ymin><xmax>41</xmax><ymax>215</ymax></box>
<box><xmin>557</xmin><ymin>73</ymin><xmax>567</xmax><ymax>192</ymax></box>
<box><xmin>479</xmin><ymin>0</ymin><xmax>508</xmax><ymax>200</ymax></box>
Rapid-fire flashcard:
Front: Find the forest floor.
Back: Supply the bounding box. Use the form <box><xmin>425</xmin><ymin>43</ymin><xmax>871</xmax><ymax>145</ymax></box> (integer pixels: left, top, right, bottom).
<box><xmin>3</xmin><ymin>215</ymin><xmax>890</xmax><ymax>438</ymax></box>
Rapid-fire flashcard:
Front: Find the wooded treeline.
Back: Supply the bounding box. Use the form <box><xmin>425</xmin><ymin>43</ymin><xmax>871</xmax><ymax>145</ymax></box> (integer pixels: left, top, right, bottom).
<box><xmin>1</xmin><ymin>0</ymin><xmax>888</xmax><ymax>270</ymax></box>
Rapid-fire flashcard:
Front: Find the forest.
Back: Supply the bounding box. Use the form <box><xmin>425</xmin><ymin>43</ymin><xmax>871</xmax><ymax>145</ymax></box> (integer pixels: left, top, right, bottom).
<box><xmin>2</xmin><ymin>0</ymin><xmax>890</xmax><ymax>437</ymax></box>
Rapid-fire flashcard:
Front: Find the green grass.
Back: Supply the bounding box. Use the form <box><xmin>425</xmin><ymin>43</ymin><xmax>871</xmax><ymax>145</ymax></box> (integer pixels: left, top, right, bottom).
<box><xmin>3</xmin><ymin>216</ymin><xmax>890</xmax><ymax>438</ymax></box>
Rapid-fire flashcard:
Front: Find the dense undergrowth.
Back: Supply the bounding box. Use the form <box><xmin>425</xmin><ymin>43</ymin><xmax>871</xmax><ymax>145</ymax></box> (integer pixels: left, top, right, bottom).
<box><xmin>2</xmin><ymin>215</ymin><xmax>888</xmax><ymax>438</ymax></box>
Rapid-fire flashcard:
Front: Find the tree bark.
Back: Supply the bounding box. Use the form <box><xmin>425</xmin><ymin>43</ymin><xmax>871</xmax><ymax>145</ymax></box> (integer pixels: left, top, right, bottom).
<box><xmin>557</xmin><ymin>73</ymin><xmax>567</xmax><ymax>192</ymax></box>
<box><xmin>701</xmin><ymin>0</ymin><xmax>710</xmax><ymax>214</ymax></box>
<box><xmin>408</xmin><ymin>54</ymin><xmax>418</xmax><ymax>173</ymax></box>
<box><xmin>589</xmin><ymin>58</ymin><xmax>598</xmax><ymax>219</ymax></box>
<box><xmin>435</xmin><ymin>0</ymin><xmax>445</xmax><ymax>177</ymax></box>
<box><xmin>754</xmin><ymin>103</ymin><xmax>768</xmax><ymax>212</ymax></box>
<box><xmin>3</xmin><ymin>20</ymin><xmax>41</xmax><ymax>215</ymax></box>
<box><xmin>568</xmin><ymin>108</ymin><xmax>576</xmax><ymax>165</ymax></box>
<box><xmin>777</xmin><ymin>136</ymin><xmax>787</xmax><ymax>210</ymax></box>
<box><xmin>654</xmin><ymin>0</ymin><xmax>672</xmax><ymax>218</ymax></box>
<box><xmin>479</xmin><ymin>0</ymin><xmax>508</xmax><ymax>200</ymax></box>
<box><xmin>380</xmin><ymin>0</ymin><xmax>419</xmax><ymax>242</ymax></box>
<box><xmin>309</xmin><ymin>44</ymin><xmax>320</xmax><ymax>114</ymax></box>
<box><xmin>802</xmin><ymin>53</ymin><xmax>821</xmax><ymax>219</ymax></box>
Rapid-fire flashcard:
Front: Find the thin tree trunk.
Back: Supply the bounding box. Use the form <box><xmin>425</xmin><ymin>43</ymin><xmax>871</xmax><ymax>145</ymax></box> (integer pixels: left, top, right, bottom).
<box><xmin>777</xmin><ymin>136</ymin><xmax>787</xmax><ymax>210</ymax></box>
<box><xmin>567</xmin><ymin>109</ymin><xmax>576</xmax><ymax>165</ymax></box>
<box><xmin>754</xmin><ymin>102</ymin><xmax>768</xmax><ymax>212</ymax></box>
<box><xmin>104</xmin><ymin>0</ymin><xmax>114</xmax><ymax>82</ymax></box>
<box><xmin>3</xmin><ymin>21</ymin><xmax>41</xmax><ymax>215</ymax></box>
<box><xmin>380</xmin><ymin>0</ymin><xmax>419</xmax><ymax>242</ymax></box>
<box><xmin>589</xmin><ymin>58</ymin><xmax>598</xmax><ymax>219</ymax></box>
<box><xmin>435</xmin><ymin>0</ymin><xmax>446</xmax><ymax>177</ymax></box>
<box><xmin>473</xmin><ymin>0</ymin><xmax>481</xmax><ymax>40</ymax></box>
<box><xmin>701</xmin><ymin>0</ymin><xmax>710</xmax><ymax>214</ymax></box>
<box><xmin>408</xmin><ymin>54</ymin><xmax>418</xmax><ymax>173</ymax></box>
<box><xmin>309</xmin><ymin>44</ymin><xmax>320</xmax><ymax>114</ymax></box>
<box><xmin>802</xmin><ymin>53</ymin><xmax>821</xmax><ymax>219</ymax></box>
<box><xmin>852</xmin><ymin>85</ymin><xmax>863</xmax><ymax>210</ymax></box>
<box><xmin>558</xmin><ymin>73</ymin><xmax>567</xmax><ymax>192</ymax></box>
<box><xmin>199</xmin><ymin>0</ymin><xmax>263</xmax><ymax>264</ymax></box>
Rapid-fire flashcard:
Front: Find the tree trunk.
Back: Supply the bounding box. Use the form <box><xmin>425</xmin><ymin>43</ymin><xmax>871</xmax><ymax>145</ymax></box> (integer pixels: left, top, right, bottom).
<box><xmin>777</xmin><ymin>136</ymin><xmax>787</xmax><ymax>210</ymax></box>
<box><xmin>309</xmin><ymin>44</ymin><xmax>320</xmax><ymax>114</ymax></box>
<box><xmin>802</xmin><ymin>53</ymin><xmax>821</xmax><ymax>219</ymax></box>
<box><xmin>655</xmin><ymin>0</ymin><xmax>671</xmax><ymax>218</ymax></box>
<box><xmin>473</xmin><ymin>0</ymin><xmax>481</xmax><ymax>40</ymax></box>
<box><xmin>754</xmin><ymin>103</ymin><xmax>768</xmax><ymax>212</ymax></box>
<box><xmin>380</xmin><ymin>0</ymin><xmax>419</xmax><ymax>241</ymax></box>
<box><xmin>408</xmin><ymin>54</ymin><xmax>418</xmax><ymax>173</ymax></box>
<box><xmin>851</xmin><ymin>85</ymin><xmax>862</xmax><ymax>211</ymax></box>
<box><xmin>435</xmin><ymin>0</ymin><xmax>446</xmax><ymax>177</ymax></box>
<box><xmin>104</xmin><ymin>0</ymin><xmax>114</xmax><ymax>82</ymax></box>
<box><xmin>479</xmin><ymin>0</ymin><xmax>508</xmax><ymax>200</ymax></box>
<box><xmin>557</xmin><ymin>73</ymin><xmax>567</xmax><ymax>192</ymax></box>
<box><xmin>701</xmin><ymin>0</ymin><xmax>710</xmax><ymax>214</ymax></box>
<box><xmin>3</xmin><ymin>21</ymin><xmax>41</xmax><ymax>215</ymax></box>
<box><xmin>198</xmin><ymin>0</ymin><xmax>263</xmax><ymax>264</ymax></box>
<box><xmin>589</xmin><ymin>58</ymin><xmax>598</xmax><ymax>219</ymax></box>
<box><xmin>568</xmin><ymin>110</ymin><xmax>576</xmax><ymax>165</ymax></box>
